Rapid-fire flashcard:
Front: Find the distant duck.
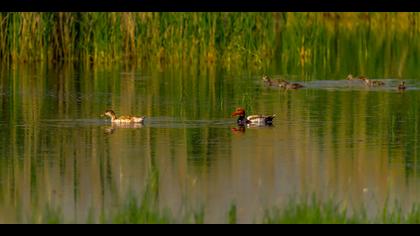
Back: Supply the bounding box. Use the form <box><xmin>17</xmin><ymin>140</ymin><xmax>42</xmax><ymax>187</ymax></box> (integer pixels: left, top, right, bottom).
<box><xmin>360</xmin><ymin>77</ymin><xmax>385</xmax><ymax>87</ymax></box>
<box><xmin>398</xmin><ymin>81</ymin><xmax>406</xmax><ymax>91</ymax></box>
<box><xmin>346</xmin><ymin>74</ymin><xmax>357</xmax><ymax>80</ymax></box>
<box><xmin>102</xmin><ymin>110</ymin><xmax>145</xmax><ymax>123</ymax></box>
<box><xmin>278</xmin><ymin>79</ymin><xmax>304</xmax><ymax>90</ymax></box>
<box><xmin>371</xmin><ymin>80</ymin><xmax>385</xmax><ymax>86</ymax></box>
<box><xmin>346</xmin><ymin>74</ymin><xmax>368</xmax><ymax>81</ymax></box>
<box><xmin>231</xmin><ymin>107</ymin><xmax>275</xmax><ymax>126</ymax></box>
<box><xmin>262</xmin><ymin>75</ymin><xmax>277</xmax><ymax>86</ymax></box>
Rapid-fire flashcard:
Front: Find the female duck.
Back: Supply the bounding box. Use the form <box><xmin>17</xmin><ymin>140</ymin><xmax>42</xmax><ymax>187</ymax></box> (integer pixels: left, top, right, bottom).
<box><xmin>102</xmin><ymin>110</ymin><xmax>145</xmax><ymax>123</ymax></box>
<box><xmin>278</xmin><ymin>79</ymin><xmax>304</xmax><ymax>90</ymax></box>
<box><xmin>262</xmin><ymin>75</ymin><xmax>278</xmax><ymax>87</ymax></box>
<box><xmin>360</xmin><ymin>77</ymin><xmax>385</xmax><ymax>87</ymax></box>
<box><xmin>231</xmin><ymin>107</ymin><xmax>275</xmax><ymax>126</ymax></box>
<box><xmin>346</xmin><ymin>74</ymin><xmax>368</xmax><ymax>81</ymax></box>
<box><xmin>398</xmin><ymin>81</ymin><xmax>406</xmax><ymax>91</ymax></box>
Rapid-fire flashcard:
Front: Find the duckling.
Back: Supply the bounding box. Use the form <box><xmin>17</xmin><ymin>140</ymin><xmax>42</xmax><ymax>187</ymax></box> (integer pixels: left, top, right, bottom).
<box><xmin>102</xmin><ymin>110</ymin><xmax>145</xmax><ymax>123</ymax></box>
<box><xmin>360</xmin><ymin>77</ymin><xmax>385</xmax><ymax>87</ymax></box>
<box><xmin>398</xmin><ymin>81</ymin><xmax>406</xmax><ymax>91</ymax></box>
<box><xmin>346</xmin><ymin>74</ymin><xmax>368</xmax><ymax>81</ymax></box>
<box><xmin>262</xmin><ymin>75</ymin><xmax>279</xmax><ymax>86</ymax></box>
<box><xmin>346</xmin><ymin>74</ymin><xmax>357</xmax><ymax>80</ymax></box>
<box><xmin>262</xmin><ymin>75</ymin><xmax>272</xmax><ymax>85</ymax></box>
<box><xmin>278</xmin><ymin>79</ymin><xmax>304</xmax><ymax>90</ymax></box>
<box><xmin>277</xmin><ymin>79</ymin><xmax>289</xmax><ymax>87</ymax></box>
<box><xmin>371</xmin><ymin>80</ymin><xmax>385</xmax><ymax>86</ymax></box>
<box><xmin>284</xmin><ymin>83</ymin><xmax>304</xmax><ymax>90</ymax></box>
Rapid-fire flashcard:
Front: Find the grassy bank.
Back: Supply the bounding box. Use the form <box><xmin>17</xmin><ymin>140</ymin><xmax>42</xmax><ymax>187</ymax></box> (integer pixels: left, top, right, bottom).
<box><xmin>262</xmin><ymin>197</ymin><xmax>420</xmax><ymax>224</ymax></box>
<box><xmin>2</xmin><ymin>12</ymin><xmax>420</xmax><ymax>72</ymax></box>
<box><xmin>29</xmin><ymin>195</ymin><xmax>420</xmax><ymax>224</ymax></box>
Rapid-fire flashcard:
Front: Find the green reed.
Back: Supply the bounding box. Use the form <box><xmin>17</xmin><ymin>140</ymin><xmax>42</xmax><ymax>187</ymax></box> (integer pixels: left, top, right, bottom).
<box><xmin>262</xmin><ymin>197</ymin><xmax>420</xmax><ymax>224</ymax></box>
<box><xmin>105</xmin><ymin>196</ymin><xmax>420</xmax><ymax>224</ymax></box>
<box><xmin>30</xmin><ymin>194</ymin><xmax>420</xmax><ymax>224</ymax></box>
<box><xmin>2</xmin><ymin>12</ymin><xmax>420</xmax><ymax>73</ymax></box>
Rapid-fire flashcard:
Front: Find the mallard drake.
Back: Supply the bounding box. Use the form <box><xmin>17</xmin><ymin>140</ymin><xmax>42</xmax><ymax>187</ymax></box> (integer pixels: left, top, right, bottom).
<box><xmin>398</xmin><ymin>81</ymin><xmax>406</xmax><ymax>90</ymax></box>
<box><xmin>231</xmin><ymin>107</ymin><xmax>275</xmax><ymax>126</ymax></box>
<box><xmin>102</xmin><ymin>110</ymin><xmax>145</xmax><ymax>123</ymax></box>
<box><xmin>278</xmin><ymin>79</ymin><xmax>304</xmax><ymax>90</ymax></box>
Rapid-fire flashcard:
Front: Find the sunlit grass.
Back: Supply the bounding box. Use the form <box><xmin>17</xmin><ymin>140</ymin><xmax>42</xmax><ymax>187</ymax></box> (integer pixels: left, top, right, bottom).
<box><xmin>1</xmin><ymin>12</ymin><xmax>420</xmax><ymax>74</ymax></box>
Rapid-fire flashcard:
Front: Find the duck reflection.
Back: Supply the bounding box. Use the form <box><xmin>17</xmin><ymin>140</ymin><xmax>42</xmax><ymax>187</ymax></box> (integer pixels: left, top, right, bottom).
<box><xmin>231</xmin><ymin>125</ymin><xmax>246</xmax><ymax>134</ymax></box>
<box><xmin>104</xmin><ymin>123</ymin><xmax>144</xmax><ymax>135</ymax></box>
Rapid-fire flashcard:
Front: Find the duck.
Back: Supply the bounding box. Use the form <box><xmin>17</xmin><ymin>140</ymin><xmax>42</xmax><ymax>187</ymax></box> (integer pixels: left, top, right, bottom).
<box><xmin>360</xmin><ymin>77</ymin><xmax>385</xmax><ymax>87</ymax></box>
<box><xmin>262</xmin><ymin>75</ymin><xmax>278</xmax><ymax>86</ymax></box>
<box><xmin>102</xmin><ymin>109</ymin><xmax>145</xmax><ymax>123</ymax></box>
<box><xmin>346</xmin><ymin>74</ymin><xmax>368</xmax><ymax>81</ymax></box>
<box><xmin>371</xmin><ymin>80</ymin><xmax>385</xmax><ymax>86</ymax></box>
<box><xmin>278</xmin><ymin>79</ymin><xmax>304</xmax><ymax>90</ymax></box>
<box><xmin>231</xmin><ymin>107</ymin><xmax>275</xmax><ymax>126</ymax></box>
<box><xmin>398</xmin><ymin>81</ymin><xmax>406</xmax><ymax>90</ymax></box>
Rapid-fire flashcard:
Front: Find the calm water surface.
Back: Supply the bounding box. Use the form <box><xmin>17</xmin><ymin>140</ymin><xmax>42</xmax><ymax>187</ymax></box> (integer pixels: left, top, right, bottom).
<box><xmin>0</xmin><ymin>64</ymin><xmax>420</xmax><ymax>223</ymax></box>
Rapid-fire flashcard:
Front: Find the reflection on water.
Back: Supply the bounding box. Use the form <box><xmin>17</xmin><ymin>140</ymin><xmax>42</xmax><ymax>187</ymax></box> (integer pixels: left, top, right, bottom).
<box><xmin>104</xmin><ymin>123</ymin><xmax>144</xmax><ymax>135</ymax></box>
<box><xmin>0</xmin><ymin>62</ymin><xmax>419</xmax><ymax>223</ymax></box>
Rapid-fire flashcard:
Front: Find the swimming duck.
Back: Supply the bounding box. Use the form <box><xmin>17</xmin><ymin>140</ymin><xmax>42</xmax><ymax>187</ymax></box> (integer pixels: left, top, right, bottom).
<box><xmin>278</xmin><ymin>79</ymin><xmax>304</xmax><ymax>90</ymax></box>
<box><xmin>398</xmin><ymin>81</ymin><xmax>406</xmax><ymax>90</ymax></box>
<box><xmin>360</xmin><ymin>77</ymin><xmax>385</xmax><ymax>87</ymax></box>
<box><xmin>371</xmin><ymin>80</ymin><xmax>385</xmax><ymax>86</ymax></box>
<box><xmin>102</xmin><ymin>110</ymin><xmax>145</xmax><ymax>123</ymax></box>
<box><xmin>231</xmin><ymin>107</ymin><xmax>275</xmax><ymax>126</ymax></box>
<box><xmin>262</xmin><ymin>75</ymin><xmax>279</xmax><ymax>86</ymax></box>
<box><xmin>346</xmin><ymin>74</ymin><xmax>368</xmax><ymax>81</ymax></box>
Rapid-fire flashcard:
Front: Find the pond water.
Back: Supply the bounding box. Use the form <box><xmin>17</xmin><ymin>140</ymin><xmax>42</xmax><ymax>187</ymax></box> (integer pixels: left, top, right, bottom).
<box><xmin>0</xmin><ymin>63</ymin><xmax>420</xmax><ymax>223</ymax></box>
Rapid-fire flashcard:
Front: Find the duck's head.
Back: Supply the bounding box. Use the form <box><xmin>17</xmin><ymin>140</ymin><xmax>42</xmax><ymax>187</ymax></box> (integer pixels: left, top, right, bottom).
<box><xmin>346</xmin><ymin>74</ymin><xmax>354</xmax><ymax>80</ymax></box>
<box><xmin>102</xmin><ymin>109</ymin><xmax>116</xmax><ymax>118</ymax></box>
<box><xmin>262</xmin><ymin>75</ymin><xmax>272</xmax><ymax>84</ymax></box>
<box><xmin>359</xmin><ymin>76</ymin><xmax>368</xmax><ymax>81</ymax></box>
<box><xmin>359</xmin><ymin>77</ymin><xmax>370</xmax><ymax>84</ymax></box>
<box><xmin>232</xmin><ymin>107</ymin><xmax>246</xmax><ymax>117</ymax></box>
<box><xmin>400</xmin><ymin>81</ymin><xmax>405</xmax><ymax>86</ymax></box>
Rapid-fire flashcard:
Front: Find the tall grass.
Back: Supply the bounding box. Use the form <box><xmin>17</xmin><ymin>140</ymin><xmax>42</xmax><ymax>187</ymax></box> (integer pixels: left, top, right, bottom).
<box><xmin>2</xmin><ymin>12</ymin><xmax>420</xmax><ymax>71</ymax></box>
<box><xmin>31</xmin><ymin>194</ymin><xmax>420</xmax><ymax>224</ymax></box>
<box><xmin>98</xmin><ymin>197</ymin><xmax>420</xmax><ymax>224</ymax></box>
<box><xmin>0</xmin><ymin>13</ymin><xmax>276</xmax><ymax>68</ymax></box>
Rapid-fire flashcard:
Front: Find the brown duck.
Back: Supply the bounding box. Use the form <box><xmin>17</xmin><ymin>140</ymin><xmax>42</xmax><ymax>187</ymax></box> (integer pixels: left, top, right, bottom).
<box><xmin>346</xmin><ymin>74</ymin><xmax>368</xmax><ymax>81</ymax></box>
<box><xmin>278</xmin><ymin>79</ymin><xmax>304</xmax><ymax>90</ymax></box>
<box><xmin>262</xmin><ymin>75</ymin><xmax>280</xmax><ymax>87</ymax></box>
<box><xmin>102</xmin><ymin>110</ymin><xmax>145</xmax><ymax>123</ymax></box>
<box><xmin>360</xmin><ymin>77</ymin><xmax>385</xmax><ymax>87</ymax></box>
<box><xmin>398</xmin><ymin>81</ymin><xmax>406</xmax><ymax>91</ymax></box>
